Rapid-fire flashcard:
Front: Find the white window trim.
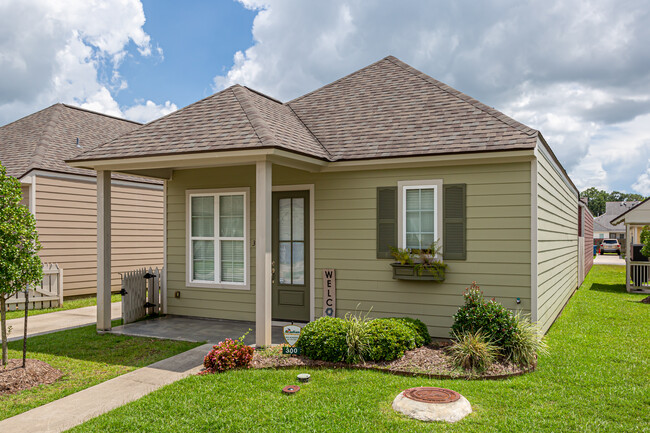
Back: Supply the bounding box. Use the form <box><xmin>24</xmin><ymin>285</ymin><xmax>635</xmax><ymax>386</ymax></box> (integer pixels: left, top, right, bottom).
<box><xmin>397</xmin><ymin>179</ymin><xmax>443</xmax><ymax>257</ymax></box>
<box><xmin>186</xmin><ymin>187</ymin><xmax>250</xmax><ymax>290</ymax></box>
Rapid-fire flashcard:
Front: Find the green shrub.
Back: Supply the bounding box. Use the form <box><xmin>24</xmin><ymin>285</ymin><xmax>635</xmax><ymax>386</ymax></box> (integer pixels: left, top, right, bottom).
<box><xmin>448</xmin><ymin>331</ymin><xmax>499</xmax><ymax>373</ymax></box>
<box><xmin>365</xmin><ymin>318</ymin><xmax>417</xmax><ymax>361</ymax></box>
<box><xmin>451</xmin><ymin>282</ymin><xmax>517</xmax><ymax>353</ymax></box>
<box><xmin>296</xmin><ymin>317</ymin><xmax>347</xmax><ymax>362</ymax></box>
<box><xmin>508</xmin><ymin>312</ymin><xmax>549</xmax><ymax>367</ymax></box>
<box><xmin>299</xmin><ymin>315</ymin><xmax>430</xmax><ymax>363</ymax></box>
<box><xmin>389</xmin><ymin>317</ymin><xmax>432</xmax><ymax>346</ymax></box>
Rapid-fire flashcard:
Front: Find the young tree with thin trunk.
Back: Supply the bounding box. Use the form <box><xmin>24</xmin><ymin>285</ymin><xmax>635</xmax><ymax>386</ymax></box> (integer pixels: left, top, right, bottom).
<box><xmin>0</xmin><ymin>162</ymin><xmax>42</xmax><ymax>366</ymax></box>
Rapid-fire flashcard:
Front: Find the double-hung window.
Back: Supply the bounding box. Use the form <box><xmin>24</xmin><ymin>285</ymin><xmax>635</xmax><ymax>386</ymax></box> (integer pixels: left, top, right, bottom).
<box><xmin>398</xmin><ymin>180</ymin><xmax>442</xmax><ymax>252</ymax></box>
<box><xmin>188</xmin><ymin>189</ymin><xmax>248</xmax><ymax>288</ymax></box>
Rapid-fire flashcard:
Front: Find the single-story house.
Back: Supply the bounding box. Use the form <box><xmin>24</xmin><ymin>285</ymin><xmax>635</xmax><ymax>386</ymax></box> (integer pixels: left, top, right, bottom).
<box><xmin>611</xmin><ymin>198</ymin><xmax>650</xmax><ymax>292</ymax></box>
<box><xmin>69</xmin><ymin>56</ymin><xmax>582</xmax><ymax>344</ymax></box>
<box><xmin>578</xmin><ymin>199</ymin><xmax>594</xmax><ymax>283</ymax></box>
<box><xmin>0</xmin><ymin>103</ymin><xmax>164</xmax><ymax>297</ymax></box>
<box><xmin>593</xmin><ymin>201</ymin><xmax>640</xmax><ymax>240</ymax></box>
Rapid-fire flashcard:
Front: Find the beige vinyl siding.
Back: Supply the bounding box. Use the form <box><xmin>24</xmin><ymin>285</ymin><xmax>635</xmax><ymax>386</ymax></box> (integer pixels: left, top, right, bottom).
<box><xmin>166</xmin><ymin>166</ymin><xmax>256</xmax><ymax>321</ymax></box>
<box><xmin>167</xmin><ymin>161</ymin><xmax>532</xmax><ymax>338</ymax></box>
<box><xmin>20</xmin><ymin>185</ymin><xmax>29</xmax><ymax>208</ymax></box>
<box><xmin>35</xmin><ymin>175</ymin><xmax>163</xmax><ymax>297</ymax></box>
<box><xmin>536</xmin><ymin>151</ymin><xmax>578</xmax><ymax>332</ymax></box>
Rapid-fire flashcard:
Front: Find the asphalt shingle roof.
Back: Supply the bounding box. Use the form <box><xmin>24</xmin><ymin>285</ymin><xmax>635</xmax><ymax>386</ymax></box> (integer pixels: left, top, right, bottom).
<box><xmin>0</xmin><ymin>103</ymin><xmax>140</xmax><ymax>178</ymax></box>
<box><xmin>70</xmin><ymin>56</ymin><xmax>541</xmax><ymax>163</ymax></box>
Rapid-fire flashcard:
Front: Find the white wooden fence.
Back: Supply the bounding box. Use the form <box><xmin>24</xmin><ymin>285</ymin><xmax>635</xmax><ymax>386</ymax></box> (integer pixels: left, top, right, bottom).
<box><xmin>120</xmin><ymin>267</ymin><xmax>164</xmax><ymax>324</ymax></box>
<box><xmin>629</xmin><ymin>262</ymin><xmax>650</xmax><ymax>291</ymax></box>
<box><xmin>6</xmin><ymin>263</ymin><xmax>63</xmax><ymax>310</ymax></box>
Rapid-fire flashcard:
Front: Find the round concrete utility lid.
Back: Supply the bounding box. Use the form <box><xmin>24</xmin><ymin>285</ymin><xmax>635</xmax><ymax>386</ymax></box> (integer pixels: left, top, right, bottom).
<box><xmin>393</xmin><ymin>387</ymin><xmax>472</xmax><ymax>423</ymax></box>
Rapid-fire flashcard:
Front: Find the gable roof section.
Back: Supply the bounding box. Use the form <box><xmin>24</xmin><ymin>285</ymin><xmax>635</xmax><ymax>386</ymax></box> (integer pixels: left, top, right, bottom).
<box><xmin>73</xmin><ymin>85</ymin><xmax>329</xmax><ymax>162</ymax></box>
<box><xmin>287</xmin><ymin>56</ymin><xmax>538</xmax><ymax>161</ymax></box>
<box><xmin>71</xmin><ymin>56</ymin><xmax>540</xmax><ymax>164</ymax></box>
<box><xmin>611</xmin><ymin>197</ymin><xmax>650</xmax><ymax>225</ymax></box>
<box><xmin>0</xmin><ymin>103</ymin><xmax>140</xmax><ymax>178</ymax></box>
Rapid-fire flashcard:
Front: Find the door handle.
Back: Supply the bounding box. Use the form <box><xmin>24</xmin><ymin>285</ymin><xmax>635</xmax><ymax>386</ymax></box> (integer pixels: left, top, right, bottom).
<box><xmin>271</xmin><ymin>261</ymin><xmax>275</xmax><ymax>284</ymax></box>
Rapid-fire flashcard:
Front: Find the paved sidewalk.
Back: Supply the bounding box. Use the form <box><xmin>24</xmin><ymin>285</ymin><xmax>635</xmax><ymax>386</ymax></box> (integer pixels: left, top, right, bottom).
<box><xmin>594</xmin><ymin>254</ymin><xmax>625</xmax><ymax>266</ymax></box>
<box><xmin>0</xmin><ymin>343</ymin><xmax>210</xmax><ymax>433</ymax></box>
<box><xmin>2</xmin><ymin>302</ymin><xmax>122</xmax><ymax>342</ymax></box>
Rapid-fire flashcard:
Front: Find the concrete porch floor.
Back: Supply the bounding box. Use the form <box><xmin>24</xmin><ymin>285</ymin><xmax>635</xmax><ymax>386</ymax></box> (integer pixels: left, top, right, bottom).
<box><xmin>109</xmin><ymin>315</ymin><xmax>286</xmax><ymax>345</ymax></box>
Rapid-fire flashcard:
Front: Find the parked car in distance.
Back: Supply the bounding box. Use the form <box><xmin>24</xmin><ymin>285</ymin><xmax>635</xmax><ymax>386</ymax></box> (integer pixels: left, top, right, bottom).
<box><xmin>599</xmin><ymin>239</ymin><xmax>621</xmax><ymax>255</ymax></box>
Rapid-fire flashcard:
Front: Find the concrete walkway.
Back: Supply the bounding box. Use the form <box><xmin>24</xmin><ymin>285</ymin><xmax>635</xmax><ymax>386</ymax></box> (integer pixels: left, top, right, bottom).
<box><xmin>2</xmin><ymin>302</ymin><xmax>122</xmax><ymax>342</ymax></box>
<box><xmin>0</xmin><ymin>343</ymin><xmax>211</xmax><ymax>433</ymax></box>
<box><xmin>110</xmin><ymin>314</ymin><xmax>286</xmax><ymax>344</ymax></box>
<box><xmin>594</xmin><ymin>254</ymin><xmax>625</xmax><ymax>266</ymax></box>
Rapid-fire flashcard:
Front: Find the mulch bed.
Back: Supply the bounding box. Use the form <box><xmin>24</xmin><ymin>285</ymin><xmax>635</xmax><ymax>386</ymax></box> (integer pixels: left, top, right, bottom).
<box><xmin>0</xmin><ymin>359</ymin><xmax>63</xmax><ymax>395</ymax></box>
<box><xmin>251</xmin><ymin>343</ymin><xmax>531</xmax><ymax>380</ymax></box>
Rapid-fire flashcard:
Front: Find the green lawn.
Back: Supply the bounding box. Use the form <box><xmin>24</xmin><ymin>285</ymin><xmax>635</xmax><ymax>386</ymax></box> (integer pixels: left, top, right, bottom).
<box><xmin>68</xmin><ymin>265</ymin><xmax>650</xmax><ymax>432</ymax></box>
<box><xmin>4</xmin><ymin>294</ymin><xmax>121</xmax><ymax>321</ymax></box>
<box><xmin>0</xmin><ymin>320</ymin><xmax>200</xmax><ymax>420</ymax></box>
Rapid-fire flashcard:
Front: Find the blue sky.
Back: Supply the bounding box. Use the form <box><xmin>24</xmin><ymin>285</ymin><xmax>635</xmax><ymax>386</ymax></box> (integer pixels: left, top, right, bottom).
<box><xmin>0</xmin><ymin>0</ymin><xmax>649</xmax><ymax>195</ymax></box>
<box><xmin>115</xmin><ymin>0</ymin><xmax>255</xmax><ymax>109</ymax></box>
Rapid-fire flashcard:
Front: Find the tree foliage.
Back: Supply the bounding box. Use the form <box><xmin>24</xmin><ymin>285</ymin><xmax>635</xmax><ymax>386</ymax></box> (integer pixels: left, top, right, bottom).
<box><xmin>640</xmin><ymin>226</ymin><xmax>650</xmax><ymax>257</ymax></box>
<box><xmin>580</xmin><ymin>187</ymin><xmax>646</xmax><ymax>216</ymax></box>
<box><xmin>0</xmin><ymin>162</ymin><xmax>42</xmax><ymax>366</ymax></box>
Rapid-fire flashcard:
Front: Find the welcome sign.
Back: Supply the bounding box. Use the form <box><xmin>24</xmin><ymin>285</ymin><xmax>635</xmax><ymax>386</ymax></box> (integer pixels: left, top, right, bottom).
<box><xmin>323</xmin><ymin>269</ymin><xmax>336</xmax><ymax>317</ymax></box>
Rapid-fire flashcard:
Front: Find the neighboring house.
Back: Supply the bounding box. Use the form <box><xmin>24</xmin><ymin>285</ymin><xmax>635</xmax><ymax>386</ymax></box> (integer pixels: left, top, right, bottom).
<box><xmin>0</xmin><ymin>103</ymin><xmax>164</xmax><ymax>297</ymax></box>
<box><xmin>69</xmin><ymin>56</ymin><xmax>582</xmax><ymax>343</ymax></box>
<box><xmin>593</xmin><ymin>201</ymin><xmax>640</xmax><ymax>240</ymax></box>
<box><xmin>578</xmin><ymin>199</ymin><xmax>594</xmax><ymax>283</ymax></box>
<box><xmin>611</xmin><ymin>198</ymin><xmax>650</xmax><ymax>292</ymax></box>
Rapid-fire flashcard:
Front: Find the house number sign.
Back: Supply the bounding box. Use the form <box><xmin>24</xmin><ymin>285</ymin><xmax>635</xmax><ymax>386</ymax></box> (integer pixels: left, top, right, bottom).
<box><xmin>323</xmin><ymin>269</ymin><xmax>336</xmax><ymax>317</ymax></box>
<box><xmin>282</xmin><ymin>325</ymin><xmax>302</xmax><ymax>355</ymax></box>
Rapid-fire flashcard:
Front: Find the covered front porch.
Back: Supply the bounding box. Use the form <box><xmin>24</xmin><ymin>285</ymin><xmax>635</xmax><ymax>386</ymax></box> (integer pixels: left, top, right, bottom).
<box><xmin>611</xmin><ymin>202</ymin><xmax>650</xmax><ymax>293</ymax></box>
<box><xmin>82</xmin><ymin>149</ymin><xmax>326</xmax><ymax>347</ymax></box>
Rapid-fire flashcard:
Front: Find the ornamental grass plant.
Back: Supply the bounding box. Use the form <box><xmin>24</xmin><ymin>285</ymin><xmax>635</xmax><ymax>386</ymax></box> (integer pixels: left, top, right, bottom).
<box><xmin>447</xmin><ymin>330</ymin><xmax>499</xmax><ymax>373</ymax></box>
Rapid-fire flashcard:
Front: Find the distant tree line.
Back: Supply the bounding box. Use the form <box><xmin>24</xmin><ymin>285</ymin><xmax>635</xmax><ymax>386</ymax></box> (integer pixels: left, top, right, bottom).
<box><xmin>580</xmin><ymin>187</ymin><xmax>647</xmax><ymax>217</ymax></box>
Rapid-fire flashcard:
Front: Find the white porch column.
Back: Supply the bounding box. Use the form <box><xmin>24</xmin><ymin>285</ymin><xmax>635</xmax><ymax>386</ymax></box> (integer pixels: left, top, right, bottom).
<box><xmin>97</xmin><ymin>170</ymin><xmax>112</xmax><ymax>331</ymax></box>
<box><xmin>255</xmin><ymin>161</ymin><xmax>272</xmax><ymax>346</ymax></box>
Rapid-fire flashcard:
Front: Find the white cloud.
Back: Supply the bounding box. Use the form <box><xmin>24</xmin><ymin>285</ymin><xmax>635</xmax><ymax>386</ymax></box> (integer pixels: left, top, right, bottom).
<box><xmin>215</xmin><ymin>0</ymin><xmax>650</xmax><ymax>194</ymax></box>
<box><xmin>124</xmin><ymin>100</ymin><xmax>178</xmax><ymax>123</ymax></box>
<box><xmin>0</xmin><ymin>0</ymin><xmax>172</xmax><ymax>125</ymax></box>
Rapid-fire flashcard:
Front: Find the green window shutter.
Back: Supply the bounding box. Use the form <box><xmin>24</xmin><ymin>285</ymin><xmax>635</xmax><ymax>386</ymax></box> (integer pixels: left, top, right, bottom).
<box><xmin>443</xmin><ymin>184</ymin><xmax>466</xmax><ymax>260</ymax></box>
<box><xmin>376</xmin><ymin>187</ymin><xmax>397</xmax><ymax>259</ymax></box>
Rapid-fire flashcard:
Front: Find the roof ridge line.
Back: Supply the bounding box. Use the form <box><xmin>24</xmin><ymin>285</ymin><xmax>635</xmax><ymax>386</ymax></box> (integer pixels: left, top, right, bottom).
<box><xmin>61</xmin><ymin>103</ymin><xmax>142</xmax><ymax>125</ymax></box>
<box><xmin>30</xmin><ymin>104</ymin><xmax>62</xmax><ymax>173</ymax></box>
<box><xmin>231</xmin><ymin>86</ymin><xmax>276</xmax><ymax>148</ymax></box>
<box><xmin>285</xmin><ymin>103</ymin><xmax>334</xmax><ymax>160</ymax></box>
<box><xmin>287</xmin><ymin>56</ymin><xmax>395</xmax><ymax>105</ymax></box>
<box><xmin>385</xmin><ymin>56</ymin><xmax>538</xmax><ymax>138</ymax></box>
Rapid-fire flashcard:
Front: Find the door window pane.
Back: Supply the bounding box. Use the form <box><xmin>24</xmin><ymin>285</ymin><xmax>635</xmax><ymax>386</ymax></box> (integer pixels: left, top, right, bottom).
<box><xmin>191</xmin><ymin>196</ymin><xmax>214</xmax><ymax>237</ymax></box>
<box><xmin>292</xmin><ymin>198</ymin><xmax>304</xmax><ymax>241</ymax></box>
<box><xmin>279</xmin><ymin>198</ymin><xmax>291</xmax><ymax>241</ymax></box>
<box><xmin>279</xmin><ymin>242</ymin><xmax>292</xmax><ymax>284</ymax></box>
<box><xmin>192</xmin><ymin>240</ymin><xmax>214</xmax><ymax>281</ymax></box>
<box><xmin>292</xmin><ymin>242</ymin><xmax>304</xmax><ymax>285</ymax></box>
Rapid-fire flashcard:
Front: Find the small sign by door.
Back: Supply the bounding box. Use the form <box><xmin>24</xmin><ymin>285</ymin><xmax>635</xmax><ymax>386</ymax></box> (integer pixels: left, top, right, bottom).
<box><xmin>323</xmin><ymin>269</ymin><xmax>336</xmax><ymax>317</ymax></box>
<box><xmin>283</xmin><ymin>324</ymin><xmax>301</xmax><ymax>346</ymax></box>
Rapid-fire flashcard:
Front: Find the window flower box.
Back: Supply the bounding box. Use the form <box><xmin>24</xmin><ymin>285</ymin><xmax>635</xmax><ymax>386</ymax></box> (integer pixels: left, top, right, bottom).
<box><xmin>390</xmin><ymin>262</ymin><xmax>446</xmax><ymax>281</ymax></box>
